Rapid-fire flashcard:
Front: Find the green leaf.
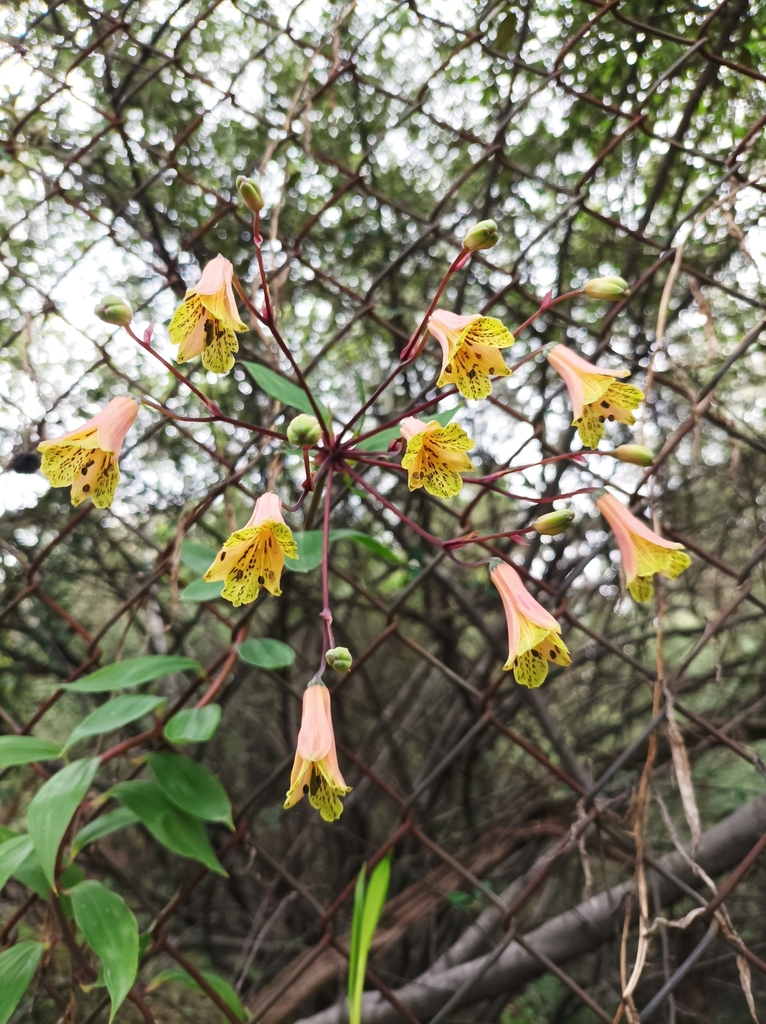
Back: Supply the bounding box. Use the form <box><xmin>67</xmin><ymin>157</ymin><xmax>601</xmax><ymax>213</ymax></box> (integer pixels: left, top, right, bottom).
<box><xmin>12</xmin><ymin>847</ymin><xmax>81</xmax><ymax>903</ymax></box>
<box><xmin>284</xmin><ymin>531</ymin><xmax>324</xmax><ymax>572</ymax></box>
<box><xmin>112</xmin><ymin>781</ymin><xmax>226</xmax><ymax>875</ymax></box>
<box><xmin>0</xmin><ymin>736</ymin><xmax>62</xmax><ymax>771</ymax></box>
<box><xmin>65</xmin><ymin>656</ymin><xmax>201</xmax><ymax>693</ymax></box>
<box><xmin>347</xmin><ymin>864</ymin><xmax>366</xmax><ymax>1018</ymax></box>
<box><xmin>180</xmin><ymin>541</ymin><xmax>218</xmax><ymax>576</ymax></box>
<box><xmin>327</xmin><ymin>529</ymin><xmax>405</xmax><ymax>566</ymax></box>
<box><xmin>242</xmin><ymin>360</ymin><xmax>328</xmax><ymax>421</ymax></box>
<box><xmin>237</xmin><ymin>638</ymin><xmax>296</xmax><ymax>670</ymax></box>
<box><xmin>72</xmin><ymin>807</ymin><xmax>140</xmax><ymax>857</ymax></box>
<box><xmin>65</xmin><ymin>695</ymin><xmax>166</xmax><ymax>750</ymax></box>
<box><xmin>148</xmin><ymin>967</ymin><xmax>246</xmax><ymax>1022</ymax></box>
<box><xmin>285</xmin><ymin>529</ymin><xmax>404</xmax><ymax>573</ymax></box>
<box><xmin>70</xmin><ymin>880</ymin><xmax>138</xmax><ymax>1022</ymax></box>
<box><xmin>0</xmin><ymin>835</ymin><xmax>34</xmax><ymax>891</ymax></box>
<box><xmin>0</xmin><ymin>940</ymin><xmax>43</xmax><ymax>1024</ymax></box>
<box><xmin>164</xmin><ymin>705</ymin><xmax>222</xmax><ymax>745</ymax></box>
<box><xmin>148</xmin><ymin>752</ymin><xmax>233</xmax><ymax>828</ymax></box>
<box><xmin>495</xmin><ymin>11</ymin><xmax>517</xmax><ymax>51</ymax></box>
<box><xmin>180</xmin><ymin>579</ymin><xmax>224</xmax><ymax>602</ymax></box>
<box><xmin>352</xmin><ymin>406</ymin><xmax>459</xmax><ymax>452</ymax></box>
<box><xmin>27</xmin><ymin>757</ymin><xmax>100</xmax><ymax>887</ymax></box>
<box><xmin>348</xmin><ymin>852</ymin><xmax>391</xmax><ymax>1024</ymax></box>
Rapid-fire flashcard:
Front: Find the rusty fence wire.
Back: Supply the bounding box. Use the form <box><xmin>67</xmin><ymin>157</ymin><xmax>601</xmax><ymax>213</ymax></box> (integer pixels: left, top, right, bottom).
<box><xmin>2</xmin><ymin>1</ymin><xmax>766</xmax><ymax>1022</ymax></box>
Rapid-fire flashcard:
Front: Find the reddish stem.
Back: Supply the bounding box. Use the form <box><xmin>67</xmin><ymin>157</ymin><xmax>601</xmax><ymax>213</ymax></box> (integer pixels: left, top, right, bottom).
<box><xmin>512</xmin><ymin>289</ymin><xmax>583</xmax><ymax>337</ymax></box>
<box><xmin>343</xmin><ymin>464</ymin><xmax>444</xmax><ymax>548</ymax></box>
<box><xmin>318</xmin><ymin>463</ymin><xmax>336</xmax><ymax>673</ymax></box>
<box><xmin>125</xmin><ymin>326</ymin><xmax>221</xmax><ymax>416</ymax></box>
<box><xmin>339</xmin><ymin>247</ymin><xmax>470</xmax><ymax>441</ymax></box>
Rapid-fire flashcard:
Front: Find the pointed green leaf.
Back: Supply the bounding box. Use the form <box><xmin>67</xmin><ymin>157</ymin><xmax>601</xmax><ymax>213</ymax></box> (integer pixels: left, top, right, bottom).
<box><xmin>72</xmin><ymin>807</ymin><xmax>140</xmax><ymax>857</ymax></box>
<box><xmin>27</xmin><ymin>757</ymin><xmax>100</xmax><ymax>887</ymax></box>
<box><xmin>70</xmin><ymin>880</ymin><xmax>138</xmax><ymax>1022</ymax></box>
<box><xmin>284</xmin><ymin>531</ymin><xmax>324</xmax><ymax>572</ymax></box>
<box><xmin>148</xmin><ymin>967</ymin><xmax>246</xmax><ymax>1022</ymax></box>
<box><xmin>237</xmin><ymin>638</ymin><xmax>295</xmax><ymax>670</ymax></box>
<box><xmin>347</xmin><ymin>863</ymin><xmax>366</xmax><ymax>1016</ymax></box>
<box><xmin>0</xmin><ymin>836</ymin><xmax>34</xmax><ymax>891</ymax></box>
<box><xmin>180</xmin><ymin>579</ymin><xmax>225</xmax><ymax>602</ymax></box>
<box><xmin>148</xmin><ymin>752</ymin><xmax>233</xmax><ymax>828</ymax></box>
<box><xmin>0</xmin><ymin>736</ymin><xmax>62</xmax><ymax>771</ymax></box>
<box><xmin>0</xmin><ymin>940</ymin><xmax>43</xmax><ymax>1024</ymax></box>
<box><xmin>180</xmin><ymin>541</ymin><xmax>218</xmax><ymax>576</ymax></box>
<box><xmin>65</xmin><ymin>695</ymin><xmax>165</xmax><ymax>750</ymax></box>
<box><xmin>349</xmin><ymin>852</ymin><xmax>391</xmax><ymax>1024</ymax></box>
<box><xmin>285</xmin><ymin>529</ymin><xmax>405</xmax><ymax>573</ymax></box>
<box><xmin>12</xmin><ymin>850</ymin><xmax>82</xmax><ymax>903</ymax></box>
<box><xmin>351</xmin><ymin>406</ymin><xmax>458</xmax><ymax>452</ymax></box>
<box><xmin>242</xmin><ymin>360</ymin><xmax>328</xmax><ymax>420</ymax></box>
<box><xmin>112</xmin><ymin>781</ymin><xmax>226</xmax><ymax>875</ymax></box>
<box><xmin>65</xmin><ymin>656</ymin><xmax>200</xmax><ymax>693</ymax></box>
<box><xmin>164</xmin><ymin>705</ymin><xmax>222</xmax><ymax>745</ymax></box>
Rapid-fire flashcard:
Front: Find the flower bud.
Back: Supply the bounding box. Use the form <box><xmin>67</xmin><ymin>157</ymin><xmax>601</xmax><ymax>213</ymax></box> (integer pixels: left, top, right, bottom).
<box><xmin>286</xmin><ymin>414</ymin><xmax>322</xmax><ymax>446</ymax></box>
<box><xmin>583</xmin><ymin>276</ymin><xmax>630</xmax><ymax>300</ymax></box>
<box><xmin>610</xmin><ymin>444</ymin><xmax>654</xmax><ymax>467</ymax></box>
<box><xmin>463</xmin><ymin>219</ymin><xmax>499</xmax><ymax>252</ymax></box>
<box><xmin>94</xmin><ymin>294</ymin><xmax>132</xmax><ymax>327</ymax></box>
<box><xmin>532</xmin><ymin>509</ymin><xmax>575</xmax><ymax>536</ymax></box>
<box><xmin>326</xmin><ymin>647</ymin><xmax>352</xmax><ymax>672</ymax></box>
<box><xmin>236</xmin><ymin>175</ymin><xmax>264</xmax><ymax>213</ymax></box>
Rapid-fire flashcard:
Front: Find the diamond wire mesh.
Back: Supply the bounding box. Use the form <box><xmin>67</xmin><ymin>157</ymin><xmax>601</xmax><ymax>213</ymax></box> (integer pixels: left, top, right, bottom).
<box><xmin>2</xmin><ymin>1</ymin><xmax>766</xmax><ymax>1022</ymax></box>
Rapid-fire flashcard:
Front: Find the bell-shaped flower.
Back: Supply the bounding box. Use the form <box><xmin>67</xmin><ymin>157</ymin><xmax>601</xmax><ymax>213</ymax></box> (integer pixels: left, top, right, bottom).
<box><xmin>203</xmin><ymin>492</ymin><xmax>298</xmax><ymax>607</ymax></box>
<box><xmin>490</xmin><ymin>560</ymin><xmax>570</xmax><ymax>688</ymax></box>
<box><xmin>596</xmin><ymin>493</ymin><xmax>691</xmax><ymax>603</ymax></box>
<box><xmin>546</xmin><ymin>344</ymin><xmax>644</xmax><ymax>448</ymax></box>
<box><xmin>168</xmin><ymin>255</ymin><xmax>248</xmax><ymax>374</ymax></box>
<box><xmin>284</xmin><ymin>679</ymin><xmax>351</xmax><ymax>822</ymax></box>
<box><xmin>427</xmin><ymin>310</ymin><xmax>514</xmax><ymax>400</ymax></box>
<box><xmin>37</xmin><ymin>396</ymin><xmax>138</xmax><ymax>509</ymax></box>
<box><xmin>400</xmin><ymin>416</ymin><xmax>474</xmax><ymax>497</ymax></box>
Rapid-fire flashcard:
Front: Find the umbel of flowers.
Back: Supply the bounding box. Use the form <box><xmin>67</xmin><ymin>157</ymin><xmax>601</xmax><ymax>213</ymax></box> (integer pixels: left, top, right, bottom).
<box><xmin>35</xmin><ymin>192</ymin><xmax>693</xmax><ymax>825</ymax></box>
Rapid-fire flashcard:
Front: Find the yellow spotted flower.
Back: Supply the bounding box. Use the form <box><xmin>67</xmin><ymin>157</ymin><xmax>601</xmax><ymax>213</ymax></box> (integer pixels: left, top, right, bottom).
<box><xmin>168</xmin><ymin>255</ymin><xmax>248</xmax><ymax>374</ymax></box>
<box><xmin>399</xmin><ymin>415</ymin><xmax>474</xmax><ymax>498</ymax></box>
<box><xmin>546</xmin><ymin>344</ymin><xmax>644</xmax><ymax>449</ymax></box>
<box><xmin>490</xmin><ymin>560</ymin><xmax>571</xmax><ymax>688</ymax></box>
<box><xmin>596</xmin><ymin>493</ymin><xmax>691</xmax><ymax>603</ymax></box>
<box><xmin>203</xmin><ymin>492</ymin><xmax>298</xmax><ymax>607</ymax></box>
<box><xmin>284</xmin><ymin>679</ymin><xmax>351</xmax><ymax>822</ymax></box>
<box><xmin>37</xmin><ymin>396</ymin><xmax>138</xmax><ymax>509</ymax></box>
<box><xmin>427</xmin><ymin>310</ymin><xmax>514</xmax><ymax>400</ymax></box>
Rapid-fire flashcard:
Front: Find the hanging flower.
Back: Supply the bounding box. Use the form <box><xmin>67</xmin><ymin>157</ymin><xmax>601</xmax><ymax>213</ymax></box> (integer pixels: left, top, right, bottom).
<box><xmin>490</xmin><ymin>560</ymin><xmax>570</xmax><ymax>688</ymax></box>
<box><xmin>168</xmin><ymin>255</ymin><xmax>248</xmax><ymax>374</ymax></box>
<box><xmin>596</xmin><ymin>493</ymin><xmax>691</xmax><ymax>603</ymax></box>
<box><xmin>399</xmin><ymin>416</ymin><xmax>474</xmax><ymax>497</ymax></box>
<box><xmin>203</xmin><ymin>492</ymin><xmax>298</xmax><ymax>607</ymax></box>
<box><xmin>546</xmin><ymin>344</ymin><xmax>644</xmax><ymax>448</ymax></box>
<box><xmin>284</xmin><ymin>679</ymin><xmax>351</xmax><ymax>822</ymax></box>
<box><xmin>37</xmin><ymin>396</ymin><xmax>138</xmax><ymax>509</ymax></box>
<box><xmin>427</xmin><ymin>310</ymin><xmax>514</xmax><ymax>400</ymax></box>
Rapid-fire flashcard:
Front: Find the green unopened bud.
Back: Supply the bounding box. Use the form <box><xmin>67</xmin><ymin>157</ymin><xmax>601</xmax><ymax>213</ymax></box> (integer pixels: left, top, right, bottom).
<box><xmin>610</xmin><ymin>444</ymin><xmax>654</xmax><ymax>467</ymax></box>
<box><xmin>463</xmin><ymin>219</ymin><xmax>499</xmax><ymax>252</ymax></box>
<box><xmin>533</xmin><ymin>509</ymin><xmax>575</xmax><ymax>536</ymax></box>
<box><xmin>236</xmin><ymin>175</ymin><xmax>264</xmax><ymax>213</ymax></box>
<box><xmin>583</xmin><ymin>276</ymin><xmax>630</xmax><ymax>300</ymax></box>
<box><xmin>94</xmin><ymin>294</ymin><xmax>132</xmax><ymax>327</ymax></box>
<box><xmin>286</xmin><ymin>414</ymin><xmax>322</xmax><ymax>446</ymax></box>
<box><xmin>326</xmin><ymin>647</ymin><xmax>352</xmax><ymax>672</ymax></box>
